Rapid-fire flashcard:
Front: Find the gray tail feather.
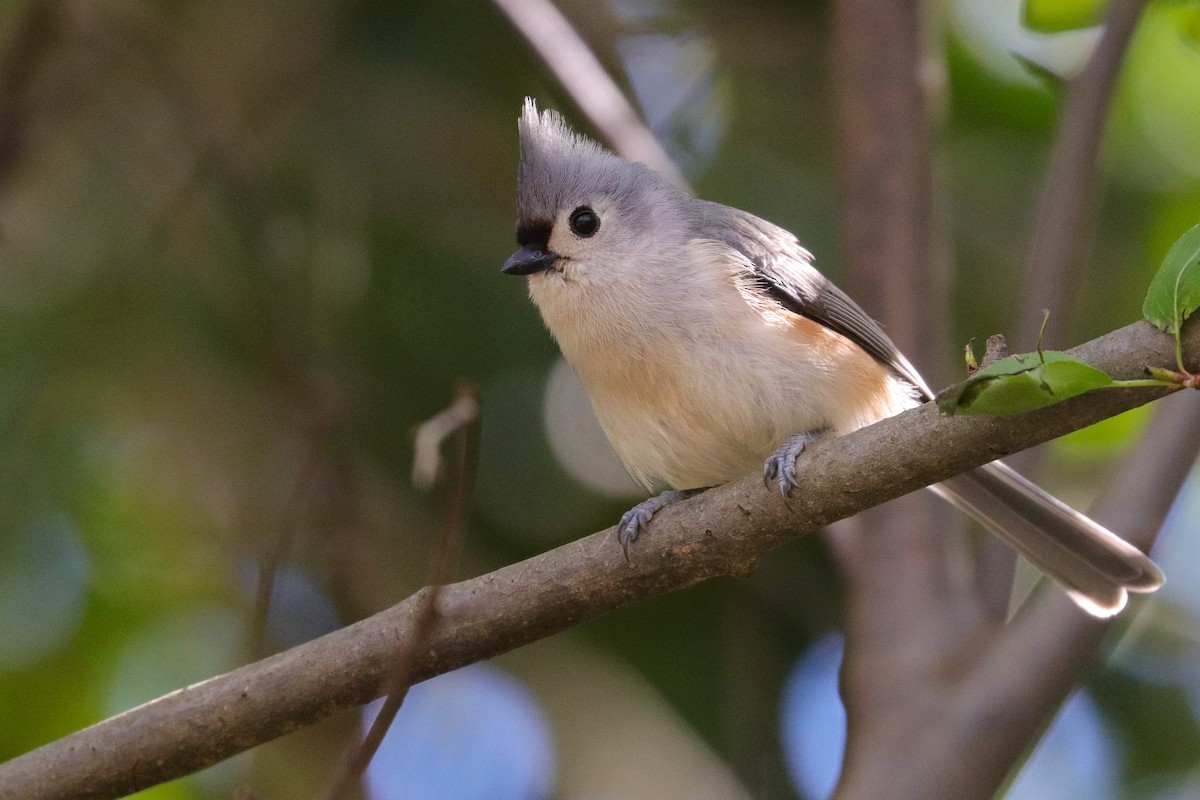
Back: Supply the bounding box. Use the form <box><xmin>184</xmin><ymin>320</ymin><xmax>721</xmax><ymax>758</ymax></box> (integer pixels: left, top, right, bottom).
<box><xmin>931</xmin><ymin>461</ymin><xmax>1164</xmax><ymax>617</ymax></box>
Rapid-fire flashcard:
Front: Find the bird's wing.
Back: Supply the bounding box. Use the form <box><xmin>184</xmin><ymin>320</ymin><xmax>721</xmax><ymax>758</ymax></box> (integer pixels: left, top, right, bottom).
<box><xmin>699</xmin><ymin>202</ymin><xmax>931</xmax><ymax>399</ymax></box>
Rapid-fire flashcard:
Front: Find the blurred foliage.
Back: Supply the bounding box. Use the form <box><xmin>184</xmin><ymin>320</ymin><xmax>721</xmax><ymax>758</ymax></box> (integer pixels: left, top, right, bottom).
<box><xmin>0</xmin><ymin>0</ymin><xmax>1198</xmax><ymax>798</ymax></box>
<box><xmin>1023</xmin><ymin>0</ymin><xmax>1105</xmax><ymax>33</ymax></box>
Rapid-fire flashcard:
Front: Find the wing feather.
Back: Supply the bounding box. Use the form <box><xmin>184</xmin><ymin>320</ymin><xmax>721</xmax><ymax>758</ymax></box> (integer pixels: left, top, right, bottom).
<box><xmin>698</xmin><ymin>202</ymin><xmax>931</xmax><ymax>398</ymax></box>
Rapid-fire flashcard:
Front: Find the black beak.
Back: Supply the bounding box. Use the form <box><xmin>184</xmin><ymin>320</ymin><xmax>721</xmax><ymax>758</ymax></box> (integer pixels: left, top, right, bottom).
<box><xmin>502</xmin><ymin>244</ymin><xmax>559</xmax><ymax>276</ymax></box>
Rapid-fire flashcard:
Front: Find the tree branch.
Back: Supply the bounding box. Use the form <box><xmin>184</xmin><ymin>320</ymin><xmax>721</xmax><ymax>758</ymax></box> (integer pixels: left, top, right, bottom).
<box><xmin>834</xmin><ymin>395</ymin><xmax>1199</xmax><ymax>799</ymax></box>
<box><xmin>0</xmin><ymin>317</ymin><xmax>1194</xmax><ymax>800</ymax></box>
<box><xmin>829</xmin><ymin>4</ymin><xmax>996</xmax><ymax>787</ymax></box>
<box><xmin>490</xmin><ymin>0</ymin><xmax>688</xmax><ymax>188</ymax></box>
<box><xmin>319</xmin><ymin>384</ymin><xmax>479</xmax><ymax>800</ymax></box>
<box><xmin>0</xmin><ymin>0</ymin><xmax>61</xmax><ymax>189</ymax></box>
<box><xmin>991</xmin><ymin>0</ymin><xmax>1151</xmax><ymax>613</ymax></box>
<box><xmin>1018</xmin><ymin>0</ymin><xmax>1149</xmax><ymax>348</ymax></box>
<box><xmin>832</xmin><ymin>0</ymin><xmax>932</xmax><ymax>360</ymax></box>
<box><xmin>952</xmin><ymin>392</ymin><xmax>1200</xmax><ymax>796</ymax></box>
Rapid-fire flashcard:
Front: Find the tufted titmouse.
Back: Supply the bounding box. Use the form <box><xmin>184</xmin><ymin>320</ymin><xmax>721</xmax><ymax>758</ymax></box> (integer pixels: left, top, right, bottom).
<box><xmin>501</xmin><ymin>98</ymin><xmax>1163</xmax><ymax>617</ymax></box>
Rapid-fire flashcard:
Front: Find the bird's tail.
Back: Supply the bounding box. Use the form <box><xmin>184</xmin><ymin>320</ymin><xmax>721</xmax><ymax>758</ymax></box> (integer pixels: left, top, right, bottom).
<box><xmin>931</xmin><ymin>461</ymin><xmax>1164</xmax><ymax>617</ymax></box>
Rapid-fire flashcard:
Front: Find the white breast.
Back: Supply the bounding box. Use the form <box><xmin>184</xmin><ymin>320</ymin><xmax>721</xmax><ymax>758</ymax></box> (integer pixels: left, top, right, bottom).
<box><xmin>528</xmin><ymin>239</ymin><xmax>917</xmax><ymax>491</ymax></box>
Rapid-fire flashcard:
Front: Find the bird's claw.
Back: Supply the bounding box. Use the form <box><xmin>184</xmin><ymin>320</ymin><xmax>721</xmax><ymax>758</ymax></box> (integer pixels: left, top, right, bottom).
<box><xmin>762</xmin><ymin>452</ymin><xmax>799</xmax><ymax>502</ymax></box>
<box><xmin>762</xmin><ymin>431</ymin><xmax>823</xmax><ymax>504</ymax></box>
<box><xmin>617</xmin><ymin>504</ymin><xmax>655</xmax><ymax>561</ymax></box>
<box><xmin>616</xmin><ymin>489</ymin><xmax>693</xmax><ymax>559</ymax></box>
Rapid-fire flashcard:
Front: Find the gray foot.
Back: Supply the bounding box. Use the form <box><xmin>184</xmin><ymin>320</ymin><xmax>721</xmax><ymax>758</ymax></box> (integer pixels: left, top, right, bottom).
<box><xmin>618</xmin><ymin>489</ymin><xmax>699</xmax><ymax>559</ymax></box>
<box><xmin>762</xmin><ymin>431</ymin><xmax>824</xmax><ymax>501</ymax></box>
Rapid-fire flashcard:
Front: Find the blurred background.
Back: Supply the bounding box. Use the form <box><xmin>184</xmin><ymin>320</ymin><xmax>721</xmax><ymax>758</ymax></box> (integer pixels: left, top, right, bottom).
<box><xmin>1</xmin><ymin>0</ymin><xmax>1199</xmax><ymax>797</ymax></box>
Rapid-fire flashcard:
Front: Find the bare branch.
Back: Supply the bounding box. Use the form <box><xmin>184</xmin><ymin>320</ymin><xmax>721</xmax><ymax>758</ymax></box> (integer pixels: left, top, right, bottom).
<box><xmin>1091</xmin><ymin>394</ymin><xmax>1200</xmax><ymax>544</ymax></box>
<box><xmin>0</xmin><ymin>318</ymin><xmax>1194</xmax><ymax>800</ymax></box>
<box><xmin>0</xmin><ymin>0</ymin><xmax>61</xmax><ymax>188</ymax></box>
<box><xmin>246</xmin><ymin>447</ymin><xmax>325</xmax><ymax>660</ymax></box>
<box><xmin>835</xmin><ymin>398</ymin><xmax>1198</xmax><ymax>800</ymax></box>
<box><xmin>982</xmin><ymin>0</ymin><xmax>1149</xmax><ymax>616</ymax></box>
<box><xmin>929</xmin><ymin>392</ymin><xmax>1200</xmax><ymax>797</ymax></box>
<box><xmin>491</xmin><ymin>0</ymin><xmax>688</xmax><ymax>189</ymax></box>
<box><xmin>318</xmin><ymin>385</ymin><xmax>478</xmax><ymax>800</ymax></box>
<box><xmin>829</xmin><ymin>2</ymin><xmax>989</xmax><ymax>783</ymax></box>
<box><xmin>832</xmin><ymin>0</ymin><xmax>935</xmax><ymax>359</ymax></box>
<box><xmin>1018</xmin><ymin>0</ymin><xmax>1149</xmax><ymax>347</ymax></box>
<box><xmin>410</xmin><ymin>383</ymin><xmax>481</xmax><ymax>491</ymax></box>
<box><xmin>850</xmin><ymin>395</ymin><xmax>1200</xmax><ymax>799</ymax></box>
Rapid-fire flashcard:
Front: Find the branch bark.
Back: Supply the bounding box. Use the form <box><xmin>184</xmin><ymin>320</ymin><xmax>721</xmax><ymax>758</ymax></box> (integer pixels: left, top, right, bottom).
<box><xmin>490</xmin><ymin>0</ymin><xmax>688</xmax><ymax>188</ymax></box>
<box><xmin>951</xmin><ymin>392</ymin><xmax>1200</xmax><ymax>795</ymax></box>
<box><xmin>1018</xmin><ymin>0</ymin><xmax>1150</xmax><ymax>348</ymax></box>
<box><xmin>834</xmin><ymin>394</ymin><xmax>1200</xmax><ymax>799</ymax></box>
<box><xmin>1</xmin><ymin>317</ymin><xmax>1195</xmax><ymax>800</ymax></box>
<box><xmin>0</xmin><ymin>0</ymin><xmax>61</xmax><ymax>188</ymax></box>
<box><xmin>991</xmin><ymin>0</ymin><xmax>1151</xmax><ymax>612</ymax></box>
<box><xmin>319</xmin><ymin>384</ymin><xmax>479</xmax><ymax>800</ymax></box>
<box><xmin>829</xmin><ymin>6</ymin><xmax>989</xmax><ymax>785</ymax></box>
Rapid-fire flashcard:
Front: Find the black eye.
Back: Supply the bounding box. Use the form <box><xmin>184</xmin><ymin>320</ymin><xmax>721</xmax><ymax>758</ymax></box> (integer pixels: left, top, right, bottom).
<box><xmin>568</xmin><ymin>207</ymin><xmax>600</xmax><ymax>237</ymax></box>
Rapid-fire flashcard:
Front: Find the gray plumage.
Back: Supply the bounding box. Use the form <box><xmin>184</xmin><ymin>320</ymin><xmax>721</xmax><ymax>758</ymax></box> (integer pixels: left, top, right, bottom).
<box><xmin>697</xmin><ymin>202</ymin><xmax>931</xmax><ymax>396</ymax></box>
<box><xmin>505</xmin><ymin>98</ymin><xmax>1163</xmax><ymax>616</ymax></box>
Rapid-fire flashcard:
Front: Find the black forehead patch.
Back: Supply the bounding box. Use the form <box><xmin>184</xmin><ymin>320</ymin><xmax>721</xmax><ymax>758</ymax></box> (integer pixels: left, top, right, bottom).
<box><xmin>517</xmin><ymin>218</ymin><xmax>553</xmax><ymax>248</ymax></box>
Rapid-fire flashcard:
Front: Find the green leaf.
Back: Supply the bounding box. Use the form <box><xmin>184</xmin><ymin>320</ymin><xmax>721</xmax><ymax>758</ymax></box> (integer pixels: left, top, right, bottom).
<box><xmin>1142</xmin><ymin>223</ymin><xmax>1200</xmax><ymax>369</ymax></box>
<box><xmin>1183</xmin><ymin>8</ymin><xmax>1200</xmax><ymax>56</ymax></box>
<box><xmin>1023</xmin><ymin>0</ymin><xmax>1105</xmax><ymax>33</ymax></box>
<box><xmin>936</xmin><ymin>351</ymin><xmax>1115</xmax><ymax>415</ymax></box>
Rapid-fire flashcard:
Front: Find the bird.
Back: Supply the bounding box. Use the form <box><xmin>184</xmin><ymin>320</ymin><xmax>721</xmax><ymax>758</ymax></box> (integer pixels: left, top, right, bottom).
<box><xmin>500</xmin><ymin>98</ymin><xmax>1163</xmax><ymax>617</ymax></box>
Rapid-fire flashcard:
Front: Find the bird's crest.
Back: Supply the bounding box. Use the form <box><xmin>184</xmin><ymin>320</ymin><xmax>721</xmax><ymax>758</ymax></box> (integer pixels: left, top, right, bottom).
<box><xmin>515</xmin><ymin>98</ymin><xmax>640</xmax><ymax>223</ymax></box>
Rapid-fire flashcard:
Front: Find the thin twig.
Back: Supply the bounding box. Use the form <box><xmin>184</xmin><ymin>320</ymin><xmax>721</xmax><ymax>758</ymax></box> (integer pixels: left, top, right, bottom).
<box><xmin>829</xmin><ymin>3</ymin><xmax>989</xmax><ymax>792</ymax></box>
<box><xmin>318</xmin><ymin>384</ymin><xmax>479</xmax><ymax>800</ymax></box>
<box><xmin>986</xmin><ymin>0</ymin><xmax>1150</xmax><ymax>616</ymax></box>
<box><xmin>0</xmin><ymin>318</ymin><xmax>1192</xmax><ymax>800</ymax></box>
<box><xmin>490</xmin><ymin>0</ymin><xmax>688</xmax><ymax>189</ymax></box>
<box><xmin>0</xmin><ymin>0</ymin><xmax>61</xmax><ymax>189</ymax></box>
<box><xmin>938</xmin><ymin>393</ymin><xmax>1200</xmax><ymax>799</ymax></box>
<box><xmin>1018</xmin><ymin>0</ymin><xmax>1149</xmax><ymax>347</ymax></box>
<box><xmin>411</xmin><ymin>384</ymin><xmax>481</xmax><ymax>491</ymax></box>
<box><xmin>247</xmin><ymin>448</ymin><xmax>321</xmax><ymax>660</ymax></box>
